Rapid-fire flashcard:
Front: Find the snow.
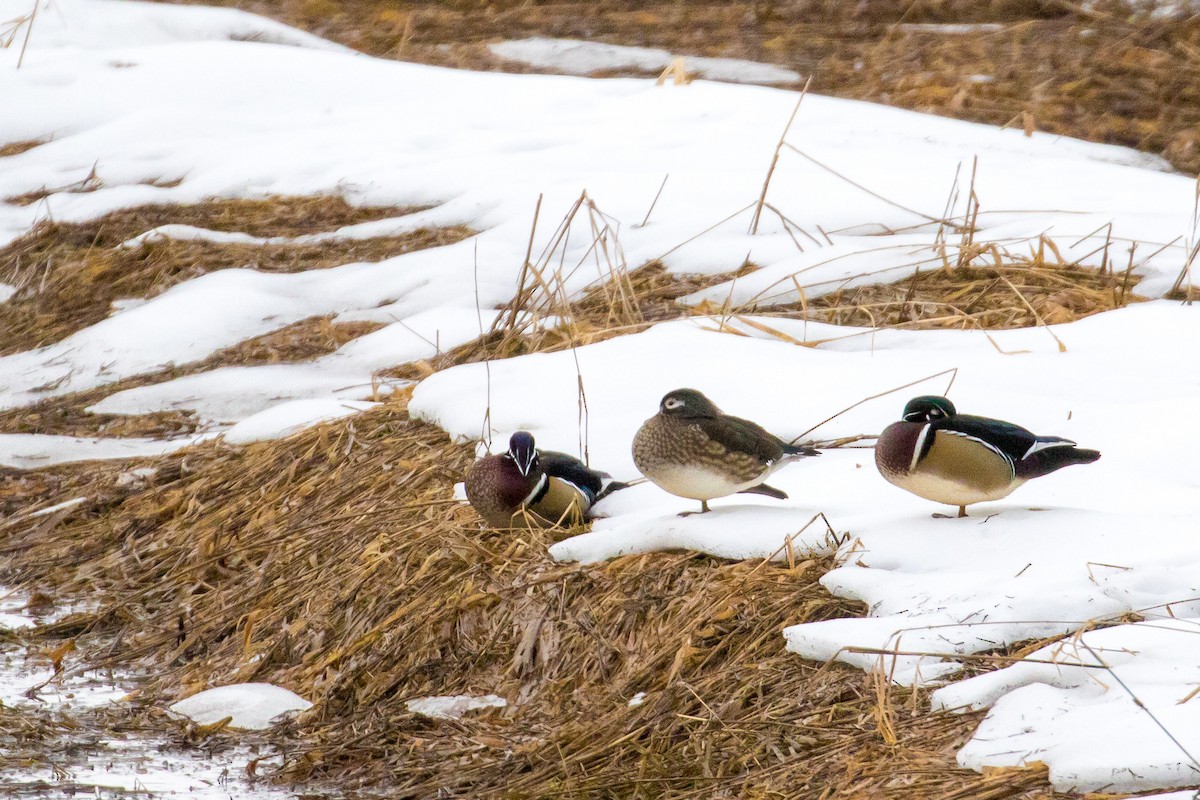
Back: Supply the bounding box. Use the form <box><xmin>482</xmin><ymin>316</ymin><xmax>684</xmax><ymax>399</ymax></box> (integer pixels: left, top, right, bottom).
<box><xmin>932</xmin><ymin>620</ymin><xmax>1200</xmax><ymax>793</ymax></box>
<box><xmin>0</xmin><ymin>283</ymin><xmax>15</xmax><ymax>302</ymax></box>
<box><xmin>167</xmin><ymin>683</ymin><xmax>313</xmax><ymax>730</ymax></box>
<box><xmin>88</xmin><ymin>307</ymin><xmax>495</xmax><ymax>424</ymax></box>
<box><xmin>3</xmin><ymin>0</ymin><xmax>1200</xmax><ymax>793</ymax></box>
<box><xmin>0</xmin><ymin>593</ymin><xmax>298</xmax><ymax>797</ymax></box>
<box><xmin>0</xmin><ymin>0</ymin><xmax>1191</xmax><ymax>423</ymax></box>
<box><xmin>220</xmin><ymin>398</ymin><xmax>377</xmax><ymax>444</ymax></box>
<box><xmin>0</xmin><ymin>431</ymin><xmax>215</xmax><ymax>468</ymax></box>
<box><xmin>1</xmin><ymin>0</ymin><xmax>342</xmax><ymax>53</ymax></box>
<box><xmin>490</xmin><ymin>38</ymin><xmax>803</xmax><ymax>85</ymax></box>
<box><xmin>406</xmin><ymin>694</ymin><xmax>507</xmax><ymax>720</ymax></box>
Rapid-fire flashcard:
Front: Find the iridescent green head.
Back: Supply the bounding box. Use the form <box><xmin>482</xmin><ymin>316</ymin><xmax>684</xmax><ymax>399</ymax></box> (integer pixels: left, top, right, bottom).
<box><xmin>901</xmin><ymin>395</ymin><xmax>957</xmax><ymax>423</ymax></box>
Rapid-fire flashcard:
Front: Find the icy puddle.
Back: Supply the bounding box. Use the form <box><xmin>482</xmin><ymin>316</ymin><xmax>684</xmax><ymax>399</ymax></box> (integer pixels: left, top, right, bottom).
<box><xmin>0</xmin><ymin>590</ymin><xmax>316</xmax><ymax>799</ymax></box>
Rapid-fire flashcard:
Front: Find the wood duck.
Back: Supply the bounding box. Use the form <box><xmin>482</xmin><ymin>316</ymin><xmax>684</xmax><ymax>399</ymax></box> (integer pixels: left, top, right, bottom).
<box><xmin>632</xmin><ymin>388</ymin><xmax>820</xmax><ymax>515</ymax></box>
<box><xmin>875</xmin><ymin>395</ymin><xmax>1101</xmax><ymax>518</ymax></box>
<box><xmin>465</xmin><ymin>431</ymin><xmax>624</xmax><ymax>529</ymax></box>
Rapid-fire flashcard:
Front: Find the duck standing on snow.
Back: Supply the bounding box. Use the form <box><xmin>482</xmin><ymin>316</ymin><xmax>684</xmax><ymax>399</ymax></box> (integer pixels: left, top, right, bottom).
<box><xmin>465</xmin><ymin>431</ymin><xmax>624</xmax><ymax>529</ymax></box>
<box><xmin>875</xmin><ymin>395</ymin><xmax>1101</xmax><ymax>518</ymax></box>
<box><xmin>632</xmin><ymin>388</ymin><xmax>820</xmax><ymax>515</ymax></box>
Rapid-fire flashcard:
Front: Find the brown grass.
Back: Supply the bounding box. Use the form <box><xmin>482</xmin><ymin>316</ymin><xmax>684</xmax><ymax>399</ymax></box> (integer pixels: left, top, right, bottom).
<box><xmin>0</xmin><ymin>196</ymin><xmax>472</xmax><ymax>355</ymax></box>
<box><xmin>0</xmin><ymin>139</ymin><xmax>45</xmax><ymax>158</ymax></box>
<box><xmin>800</xmin><ymin>257</ymin><xmax>1146</xmax><ymax>330</ymax></box>
<box><xmin>5</xmin><ymin>4</ymin><xmax>1194</xmax><ymax>792</ymax></box>
<box><xmin>0</xmin><ymin>403</ymin><xmax>1064</xmax><ymax>798</ymax></box>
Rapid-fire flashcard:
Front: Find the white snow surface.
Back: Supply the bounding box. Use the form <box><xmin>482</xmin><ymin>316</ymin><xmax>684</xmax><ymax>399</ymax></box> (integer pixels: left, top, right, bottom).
<box><xmin>490</xmin><ymin>38</ymin><xmax>803</xmax><ymax>85</ymax></box>
<box><xmin>167</xmin><ymin>683</ymin><xmax>314</xmax><ymax>730</ymax></box>
<box><xmin>219</xmin><ymin>398</ymin><xmax>378</xmax><ymax>443</ymax></box>
<box><xmin>1</xmin><ymin>595</ymin><xmax>299</xmax><ymax>797</ymax></box>
<box><xmin>932</xmin><ymin>620</ymin><xmax>1200</xmax><ymax>793</ymax></box>
<box><xmin>2</xmin><ymin>0</ymin><xmax>1200</xmax><ymax>793</ymax></box>
<box><xmin>0</xmin><ymin>431</ymin><xmax>215</xmax><ymax>468</ymax></box>
<box><xmin>406</xmin><ymin>693</ymin><xmax>508</xmax><ymax>720</ymax></box>
<box><xmin>0</xmin><ymin>0</ymin><xmax>1192</xmax><ymax>420</ymax></box>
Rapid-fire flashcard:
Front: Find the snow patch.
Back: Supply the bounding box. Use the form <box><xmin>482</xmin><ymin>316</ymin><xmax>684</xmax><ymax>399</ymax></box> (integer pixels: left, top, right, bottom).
<box><xmin>490</xmin><ymin>38</ymin><xmax>803</xmax><ymax>85</ymax></box>
<box><xmin>0</xmin><ymin>432</ymin><xmax>214</xmax><ymax>468</ymax></box>
<box><xmin>168</xmin><ymin>683</ymin><xmax>313</xmax><ymax>730</ymax></box>
<box><xmin>406</xmin><ymin>694</ymin><xmax>507</xmax><ymax>720</ymax></box>
<box><xmin>220</xmin><ymin>399</ymin><xmax>378</xmax><ymax>444</ymax></box>
<box><xmin>932</xmin><ymin>620</ymin><xmax>1200</xmax><ymax>793</ymax></box>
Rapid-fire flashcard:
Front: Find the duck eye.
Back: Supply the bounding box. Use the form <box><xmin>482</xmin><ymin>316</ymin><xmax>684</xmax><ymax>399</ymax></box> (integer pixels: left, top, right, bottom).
<box><xmin>664</xmin><ymin>398</ymin><xmax>683</xmax><ymax>409</ymax></box>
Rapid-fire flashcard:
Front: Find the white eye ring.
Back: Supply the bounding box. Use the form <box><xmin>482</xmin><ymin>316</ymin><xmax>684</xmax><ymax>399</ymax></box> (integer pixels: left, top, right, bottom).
<box><xmin>665</xmin><ymin>398</ymin><xmax>683</xmax><ymax>409</ymax></box>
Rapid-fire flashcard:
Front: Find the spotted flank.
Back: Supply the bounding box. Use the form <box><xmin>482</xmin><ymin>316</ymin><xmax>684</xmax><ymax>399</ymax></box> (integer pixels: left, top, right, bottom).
<box><xmin>632</xmin><ymin>388</ymin><xmax>819</xmax><ymax>514</ymax></box>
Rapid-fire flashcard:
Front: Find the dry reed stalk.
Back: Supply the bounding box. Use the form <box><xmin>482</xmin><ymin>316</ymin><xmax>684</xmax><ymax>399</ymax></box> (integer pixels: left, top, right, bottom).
<box><xmin>750</xmin><ymin>77</ymin><xmax>811</xmax><ymax>235</ymax></box>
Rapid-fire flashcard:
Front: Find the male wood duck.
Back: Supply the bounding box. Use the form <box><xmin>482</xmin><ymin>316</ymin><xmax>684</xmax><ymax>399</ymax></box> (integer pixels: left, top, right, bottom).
<box><xmin>875</xmin><ymin>395</ymin><xmax>1101</xmax><ymax>518</ymax></box>
<box><xmin>465</xmin><ymin>431</ymin><xmax>624</xmax><ymax>529</ymax></box>
<box><xmin>632</xmin><ymin>388</ymin><xmax>820</xmax><ymax>515</ymax></box>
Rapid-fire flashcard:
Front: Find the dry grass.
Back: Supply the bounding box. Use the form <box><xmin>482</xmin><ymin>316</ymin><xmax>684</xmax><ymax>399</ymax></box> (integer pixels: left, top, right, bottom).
<box><xmin>0</xmin><ymin>403</ymin><xmax>1063</xmax><ymax>798</ymax></box>
<box><xmin>5</xmin><ymin>4</ymin><xmax>1196</xmax><ymax>793</ymax></box>
<box><xmin>798</xmin><ymin>253</ymin><xmax>1146</xmax><ymax>330</ymax></box>
<box><xmin>0</xmin><ymin>139</ymin><xmax>45</xmax><ymax>158</ymax></box>
<box><xmin>0</xmin><ymin>196</ymin><xmax>472</xmax><ymax>355</ymax></box>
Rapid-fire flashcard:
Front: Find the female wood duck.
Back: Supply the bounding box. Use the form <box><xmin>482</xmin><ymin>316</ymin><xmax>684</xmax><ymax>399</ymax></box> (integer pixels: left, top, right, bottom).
<box><xmin>875</xmin><ymin>395</ymin><xmax>1101</xmax><ymax>518</ymax></box>
<box><xmin>632</xmin><ymin>388</ymin><xmax>820</xmax><ymax>515</ymax></box>
<box><xmin>465</xmin><ymin>431</ymin><xmax>624</xmax><ymax>529</ymax></box>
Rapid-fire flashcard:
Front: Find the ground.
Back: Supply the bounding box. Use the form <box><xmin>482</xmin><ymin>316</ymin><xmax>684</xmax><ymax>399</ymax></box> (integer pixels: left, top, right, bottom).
<box><xmin>2</xmin><ymin>1</ymin><xmax>1198</xmax><ymax>798</ymax></box>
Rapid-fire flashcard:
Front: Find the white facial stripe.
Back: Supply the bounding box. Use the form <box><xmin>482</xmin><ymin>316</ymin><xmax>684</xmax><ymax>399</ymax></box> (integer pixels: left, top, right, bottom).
<box><xmin>910</xmin><ymin>424</ymin><xmax>931</xmax><ymax>472</ymax></box>
<box><xmin>1023</xmin><ymin>439</ymin><xmax>1075</xmax><ymax>459</ymax></box>
<box><xmin>521</xmin><ymin>473</ymin><xmax>548</xmax><ymax>506</ymax></box>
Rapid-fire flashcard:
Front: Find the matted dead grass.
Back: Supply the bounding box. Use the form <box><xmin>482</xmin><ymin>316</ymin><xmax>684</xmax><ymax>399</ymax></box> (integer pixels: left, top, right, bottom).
<box><xmin>0</xmin><ymin>196</ymin><xmax>472</xmax><ymax>355</ymax></box>
<box><xmin>0</xmin><ymin>404</ymin><xmax>1063</xmax><ymax>798</ymax></box>
<box><xmin>796</xmin><ymin>258</ymin><xmax>1146</xmax><ymax>331</ymax></box>
<box><xmin>0</xmin><ymin>139</ymin><xmax>45</xmax><ymax>158</ymax></box>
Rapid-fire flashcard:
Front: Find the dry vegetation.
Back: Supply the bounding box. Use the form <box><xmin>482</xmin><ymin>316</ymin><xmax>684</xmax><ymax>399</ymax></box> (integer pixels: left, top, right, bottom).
<box><xmin>0</xmin><ymin>404</ymin><xmax>1062</xmax><ymax>798</ymax></box>
<box><xmin>4</xmin><ymin>1</ymin><xmax>1197</xmax><ymax>797</ymax></box>
<box><xmin>0</xmin><ymin>198</ymin><xmax>1128</xmax><ymax>796</ymax></box>
<box><xmin>0</xmin><ymin>195</ymin><xmax>471</xmax><ymax>355</ymax></box>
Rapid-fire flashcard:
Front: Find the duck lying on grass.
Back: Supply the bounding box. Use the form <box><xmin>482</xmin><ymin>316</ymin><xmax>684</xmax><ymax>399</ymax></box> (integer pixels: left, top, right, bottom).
<box><xmin>465</xmin><ymin>431</ymin><xmax>626</xmax><ymax>529</ymax></box>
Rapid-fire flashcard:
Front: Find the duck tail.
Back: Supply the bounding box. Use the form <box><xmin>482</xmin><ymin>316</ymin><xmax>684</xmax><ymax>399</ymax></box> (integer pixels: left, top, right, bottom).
<box><xmin>1019</xmin><ymin>441</ymin><xmax>1100</xmax><ymax>478</ymax></box>
<box><xmin>595</xmin><ymin>478</ymin><xmax>633</xmax><ymax>502</ymax></box>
